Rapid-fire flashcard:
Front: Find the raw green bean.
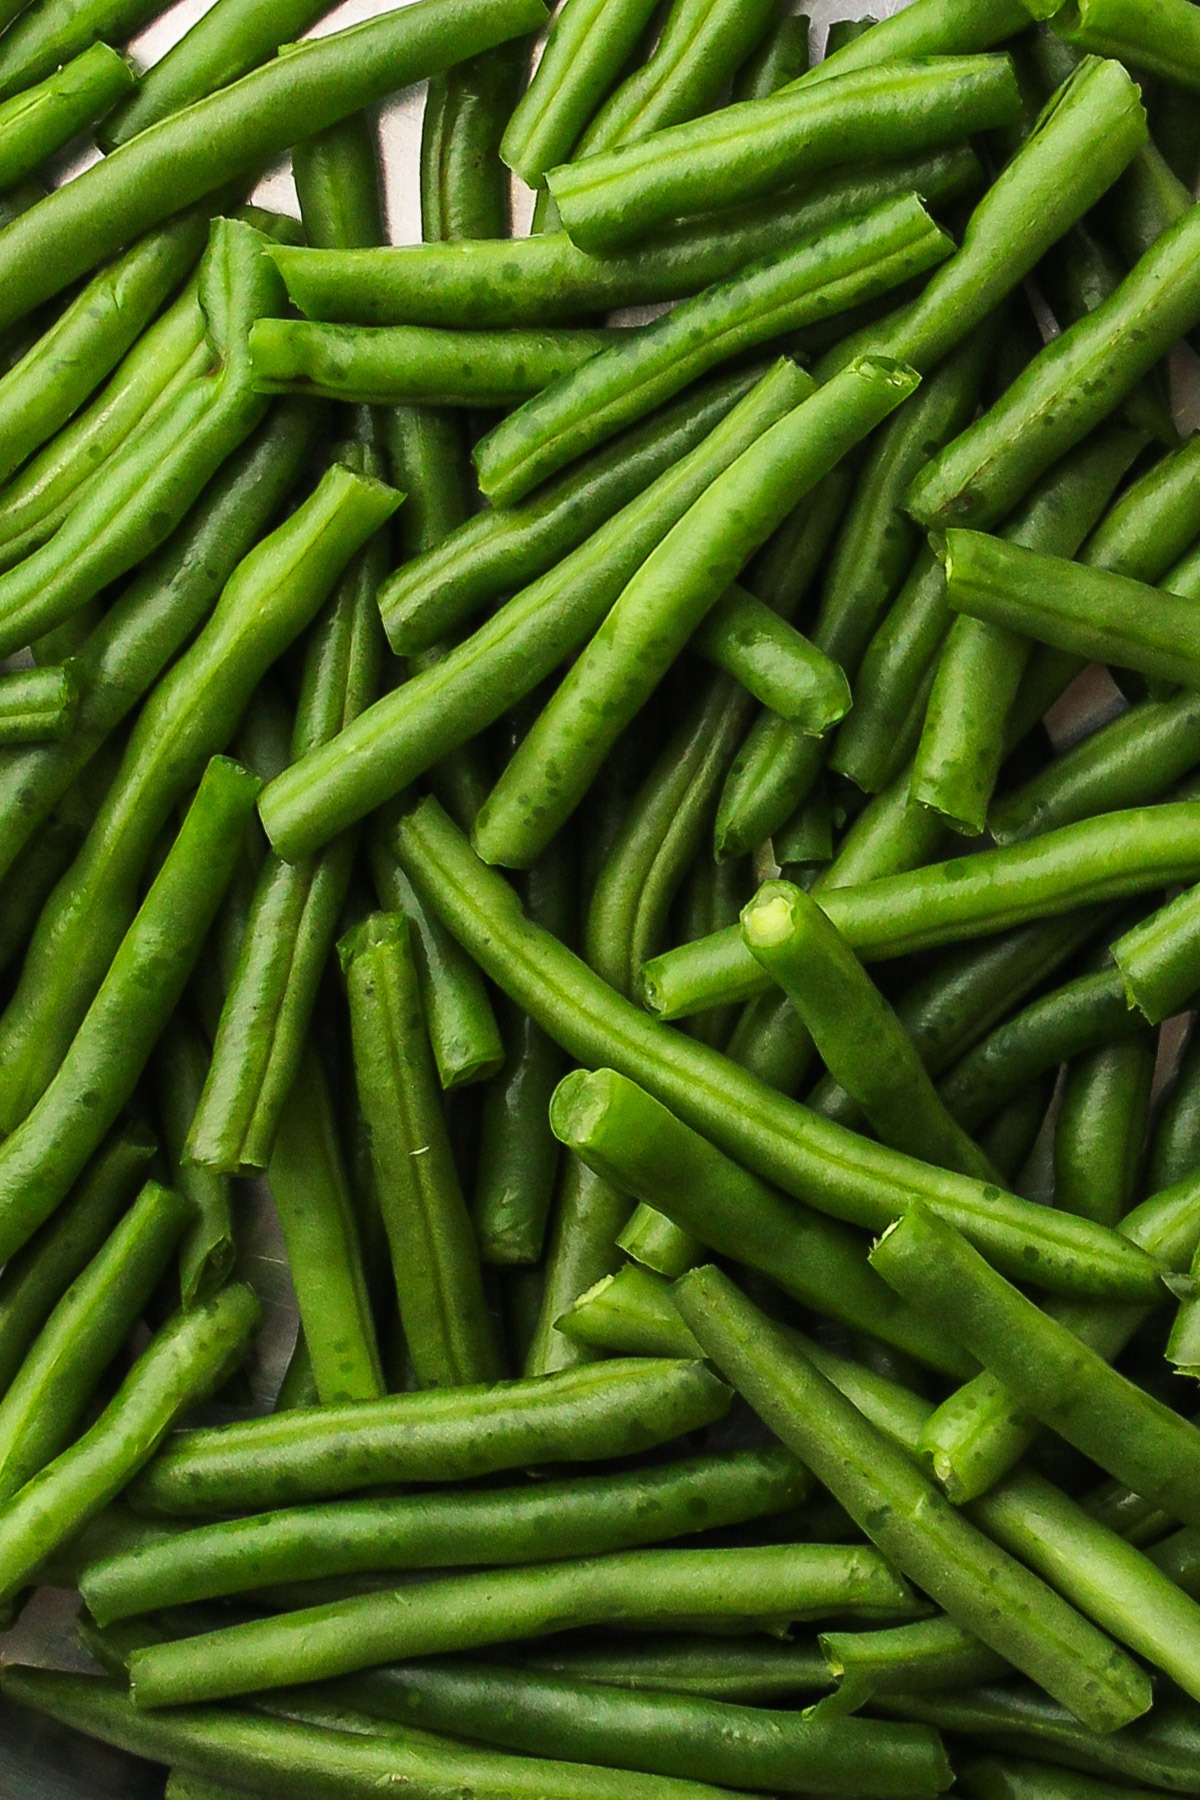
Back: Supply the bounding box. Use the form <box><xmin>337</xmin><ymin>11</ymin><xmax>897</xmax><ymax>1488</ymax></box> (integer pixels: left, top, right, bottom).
<box><xmin>0</xmin><ymin>1128</ymin><xmax>154</xmax><ymax>1395</ymax></box>
<box><xmin>474</xmin><ymin>197</ymin><xmax>948</xmax><ymax>504</ymax></box>
<box><xmin>394</xmin><ymin>798</ymin><xmax>1164</xmax><ymax>1303</ymax></box>
<box><xmin>1150</xmin><ymin>1025</ymin><xmax>1200</xmax><ymax>1190</ymax></box>
<box><xmin>0</xmin><ymin>1180</ymin><xmax>190</xmax><ymax>1502</ymax></box>
<box><xmin>340</xmin><ymin>912</ymin><xmax>500</xmax><ymax>1387</ymax></box>
<box><xmin>957</xmin><ymin>1754</ymin><xmax>1171</xmax><ymax>1800</ymax></box>
<box><xmin>0</xmin><ymin>756</ymin><xmax>259</xmax><ymax>1264</ymax></box>
<box><xmin>0</xmin><ymin>1283</ymin><xmax>259</xmax><ymax>1603</ymax></box>
<box><xmin>1112</xmin><ymin>887</ymin><xmax>1200</xmax><ymax>1023</ymax></box>
<box><xmin>523</xmin><ymin>1159</ymin><xmax>632</xmax><ymax>1375</ymax></box>
<box><xmin>822</xmin><ymin>1617</ymin><xmax>1010</xmax><ymax>1706</ymax></box>
<box><xmin>83</xmin><ymin>1447</ymin><xmax>808</xmax><ymax>1623</ymax></box>
<box><xmin>500</xmin><ymin>0</ymin><xmax>658</xmax><ymax>183</ymax></box>
<box><xmin>524</xmin><ymin>1635</ymin><xmax>832</xmax><ymax>1702</ymax></box>
<box><xmin>0</xmin><ymin>41</ymin><xmax>131</xmax><ymax>188</ymax></box>
<box><xmin>0</xmin><ymin>0</ymin><xmax>157</xmax><ymax>101</ymax></box>
<box><xmin>0</xmin><ymin>0</ymin><xmax>549</xmax><ymax>335</ymax></box>
<box><xmin>340</xmin><ymin>1658</ymin><xmax>952</xmax><ymax>1797</ymax></box>
<box><xmin>105</xmin><ymin>1</ymin><xmax>334</xmax><ymax>148</ymax></box>
<box><xmin>152</xmin><ymin>1018</ymin><xmax>234</xmax><ymax>1305</ymax></box>
<box><xmin>732</xmin><ymin>11</ymin><xmax>809</xmax><ymax>99</ymax></box>
<box><xmin>423</xmin><ymin>44</ymin><xmax>525</xmax><ymax>241</ymax></box>
<box><xmin>672</xmin><ymin>1265</ymin><xmax>1152</xmax><ymax>1734</ymax></box>
<box><xmin>0</xmin><ymin>457</ymin><xmax>398</xmax><ymax>1134</ymax></box>
<box><xmin>802</xmin><ymin>0</ymin><xmax>1028</xmax><ymax>77</ymax></box>
<box><xmin>1051</xmin><ymin>0</ymin><xmax>1200</xmax><ymax>89</ymax></box>
<box><xmin>274</xmin><ymin>147</ymin><xmax>983</xmax><ymax>329</ymax></box>
<box><xmin>2</xmin><ymin>1668</ymin><xmax>754</xmax><ymax>1800</ymax></box>
<box><xmin>0</xmin><ymin>665</ymin><xmax>74</xmax><ymax>742</ymax></box>
<box><xmin>1054</xmin><ymin>1036</ymin><xmax>1154</xmax><ymax>1225</ymax></box>
<box><xmin>129</xmin><ymin>1357</ymin><xmax>731</xmax><ymax>1515</ymax></box>
<box><xmin>872</xmin><ymin>1205</ymin><xmax>1200</xmax><ymax>1527</ymax></box>
<box><xmin>547</xmin><ymin>58</ymin><xmax>1022</xmax><ymax>251</ymax></box>
<box><xmin>704</xmin><ymin>590</ymin><xmax>852</xmax><ymax>723</ymax></box>
<box><xmin>552</xmin><ymin>1067</ymin><xmax>971</xmax><ymax>1374</ymax></box>
<box><xmin>128</xmin><ymin>1541</ymin><xmax>922</xmax><ymax>1706</ymax></box>
<box><xmin>267</xmin><ymin>1048</ymin><xmax>386</xmax><ymax>1407</ymax></box>
<box><xmin>558</xmin><ymin>1264</ymin><xmax>706</xmax><ymax>1360</ymax></box>
<box><xmin>743</xmin><ymin>881</ymin><xmax>997</xmax><ymax>1180</ymax></box>
<box><xmin>473</xmin><ymin>356</ymin><xmax>919</xmax><ymax>868</ymax></box>
<box><xmin>0</xmin><ymin>765</ymin><xmax>112</xmax><ymax>979</ymax></box>
<box><xmin>617</xmin><ymin>1206</ymin><xmax>699</xmax><ymax>1281</ymax></box>
<box><xmin>261</xmin><ymin>359</ymin><xmax>812</xmax><ymax>862</ymax></box>
<box><xmin>294</xmin><ymin>116</ymin><xmax>385</xmax><ymax>254</ymax></box>
<box><xmin>910</xmin><ymin>427</ymin><xmax>1145</xmax><ymax>835</ymax></box>
<box><xmin>248</xmin><ymin>318</ymin><xmax>614</xmax><ymax>409</ymax></box>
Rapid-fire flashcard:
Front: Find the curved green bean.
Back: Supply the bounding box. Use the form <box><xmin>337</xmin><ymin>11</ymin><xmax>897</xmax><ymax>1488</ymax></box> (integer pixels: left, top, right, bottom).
<box><xmin>151</xmin><ymin>1016</ymin><xmax>234</xmax><ymax>1306</ymax></box>
<box><xmin>1054</xmin><ymin>1036</ymin><xmax>1154</xmax><ymax>1225</ymax></box>
<box><xmin>822</xmin><ymin>1617</ymin><xmax>1010</xmax><ymax>1707</ymax></box>
<box><xmin>500</xmin><ymin>0</ymin><xmax>657</xmax><ymax>183</ymax></box>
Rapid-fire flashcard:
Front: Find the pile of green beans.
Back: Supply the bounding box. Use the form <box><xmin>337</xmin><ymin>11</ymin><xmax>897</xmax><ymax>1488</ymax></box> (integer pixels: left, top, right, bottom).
<box><xmin>9</xmin><ymin>2</ymin><xmax>1200</xmax><ymax>1796</ymax></box>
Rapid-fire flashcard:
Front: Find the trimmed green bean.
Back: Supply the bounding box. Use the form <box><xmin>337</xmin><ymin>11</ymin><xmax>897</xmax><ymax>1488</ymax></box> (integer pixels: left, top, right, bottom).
<box><xmin>151</xmin><ymin>1017</ymin><xmax>234</xmax><ymax>1305</ymax></box>
<box><xmin>524</xmin><ymin>1635</ymin><xmax>832</xmax><ymax>1702</ymax></box>
<box><xmin>0</xmin><ymin>756</ymin><xmax>259</xmax><ymax>1264</ymax></box>
<box><xmin>523</xmin><ymin>1159</ymin><xmax>632</xmax><ymax>1375</ymax></box>
<box><xmin>873</xmin><ymin>1205</ymin><xmax>1200</xmax><ymax>1527</ymax></box>
<box><xmin>1150</xmin><ymin>1025</ymin><xmax>1200</xmax><ymax>1191</ymax></box>
<box><xmin>423</xmin><ymin>44</ymin><xmax>524</xmax><ymax>242</ymax></box>
<box><xmin>0</xmin><ymin>0</ymin><xmax>548</xmax><ymax>336</ymax></box>
<box><xmin>340</xmin><ymin>912</ymin><xmax>500</xmax><ymax>1387</ymax></box>
<box><xmin>547</xmin><ymin>58</ymin><xmax>1022</xmax><ymax>252</ymax></box>
<box><xmin>822</xmin><ymin>1617</ymin><xmax>1010</xmax><ymax>1707</ymax></box>
<box><xmin>501</xmin><ymin>0</ymin><xmax>658</xmax><ymax>183</ymax></box>
<box><xmin>394</xmin><ymin>798</ymin><xmax>1164</xmax><ymax>1303</ymax></box>
<box><xmin>1054</xmin><ymin>1036</ymin><xmax>1154</xmax><ymax>1225</ymax></box>
<box><xmin>743</xmin><ymin>880</ymin><xmax>997</xmax><ymax>1181</ymax></box>
<box><xmin>0</xmin><ymin>665</ymin><xmax>74</xmax><ymax>742</ymax></box>
<box><xmin>275</xmin><ymin>147</ymin><xmax>983</xmax><ymax>329</ymax></box>
<box><xmin>0</xmin><ymin>0</ymin><xmax>156</xmax><ymax>101</ymax></box>
<box><xmin>801</xmin><ymin>0</ymin><xmax>1028</xmax><ymax>77</ymax></box>
<box><xmin>552</xmin><ymin>1067</ymin><xmax>971</xmax><ymax>1374</ymax></box>
<box><xmin>558</xmin><ymin>1264</ymin><xmax>705</xmax><ymax>1360</ymax></box>
<box><xmin>261</xmin><ymin>358</ymin><xmax>811</xmax><ymax>862</ymax></box>
<box><xmin>129</xmin><ymin>1356</ymin><xmax>731</xmax><ymax>1515</ymax></box>
<box><xmin>1112</xmin><ymin>887</ymin><xmax>1200</xmax><ymax>1024</ymax></box>
<box><xmin>473</xmin><ymin>355</ymin><xmax>919</xmax><ymax>868</ymax></box>
<box><xmin>0</xmin><ymin>41</ymin><xmax>131</xmax><ymax>192</ymax></box>
<box><xmin>474</xmin><ymin>197</ymin><xmax>948</xmax><ymax>504</ymax></box>
<box><xmin>84</xmin><ymin>1447</ymin><xmax>808</xmax><ymax>1623</ymax></box>
<box><xmin>732</xmin><ymin>11</ymin><xmax>809</xmax><ymax>99</ymax></box>
<box><xmin>341</xmin><ymin>1658</ymin><xmax>952</xmax><ymax>1797</ymax></box>
<box><xmin>128</xmin><ymin>1541</ymin><xmax>922</xmax><ymax>1706</ymax></box>
<box><xmin>672</xmin><ymin>1264</ymin><xmax>1153</xmax><ymax>1734</ymax></box>
<box><xmin>1051</xmin><ymin>0</ymin><xmax>1200</xmax><ymax>90</ymax></box>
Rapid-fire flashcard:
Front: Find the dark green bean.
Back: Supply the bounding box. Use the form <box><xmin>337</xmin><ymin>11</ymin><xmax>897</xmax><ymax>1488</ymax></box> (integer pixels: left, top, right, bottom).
<box><xmin>732</xmin><ymin>11</ymin><xmax>809</xmax><ymax>99</ymax></box>
<box><xmin>1054</xmin><ymin>1036</ymin><xmax>1154</xmax><ymax>1225</ymax></box>
<box><xmin>0</xmin><ymin>665</ymin><xmax>73</xmax><ymax>742</ymax></box>
<box><xmin>547</xmin><ymin>58</ymin><xmax>1022</xmax><ymax>251</ymax></box>
<box><xmin>822</xmin><ymin>1617</ymin><xmax>1010</xmax><ymax>1707</ymax></box>
<box><xmin>672</xmin><ymin>1264</ymin><xmax>1153</xmax><ymax>1733</ymax></box>
<box><xmin>1150</xmin><ymin>1025</ymin><xmax>1200</xmax><ymax>1191</ymax></box>
<box><xmin>957</xmin><ymin>1753</ymin><xmax>1173</xmax><ymax>1800</ymax></box>
<box><xmin>152</xmin><ymin>1017</ymin><xmax>234</xmax><ymax>1305</ymax></box>
<box><xmin>129</xmin><ymin>1356</ymin><xmax>731</xmax><ymax>1515</ymax></box>
<box><xmin>394</xmin><ymin>797</ymin><xmax>1165</xmax><ymax>1303</ymax></box>
<box><xmin>0</xmin><ymin>0</ymin><xmax>548</xmax><ymax>336</ymax></box>
<box><xmin>523</xmin><ymin>1159</ymin><xmax>632</xmax><ymax>1376</ymax></box>
<box><xmin>523</xmin><ymin>1635</ymin><xmax>832</xmax><ymax>1702</ymax></box>
<box><xmin>339</xmin><ymin>1658</ymin><xmax>952</xmax><ymax>1797</ymax></box>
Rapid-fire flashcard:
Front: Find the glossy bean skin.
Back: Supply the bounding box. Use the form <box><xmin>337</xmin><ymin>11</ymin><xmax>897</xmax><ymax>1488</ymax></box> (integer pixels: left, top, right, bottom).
<box><xmin>0</xmin><ymin>0</ymin><xmax>159</xmax><ymax>101</ymax></box>
<box><xmin>500</xmin><ymin>0</ymin><xmax>658</xmax><ymax>183</ymax></box>
<box><xmin>1</xmin><ymin>1667</ymin><xmax>755</xmax><ymax>1800</ymax></box>
<box><xmin>0</xmin><ymin>458</ymin><xmax>398</xmax><ymax>1135</ymax></box>
<box><xmin>0</xmin><ymin>756</ymin><xmax>260</xmax><ymax>1264</ymax></box>
<box><xmin>274</xmin><ymin>146</ymin><xmax>983</xmax><ymax>329</ymax></box>
<box><xmin>260</xmin><ymin>360</ymin><xmax>812</xmax><ymax>863</ymax></box>
<box><xmin>525</xmin><ymin>1635</ymin><xmax>832</xmax><ymax>1703</ymax></box>
<box><xmin>128</xmin><ymin>1357</ymin><xmax>732</xmax><ymax>1515</ymax></box>
<box><xmin>1113</xmin><ymin>887</ymin><xmax>1200</xmax><ymax>1024</ymax></box>
<box><xmin>523</xmin><ymin>1159</ymin><xmax>631</xmax><ymax>1376</ymax></box>
<box><xmin>127</xmin><ymin>1542</ymin><xmax>922</xmax><ymax>1707</ymax></box>
<box><xmin>393</xmin><ymin>799</ymin><xmax>1164</xmax><ymax>1304</ymax></box>
<box><xmin>337</xmin><ymin>1659</ymin><xmax>953</xmax><ymax>1797</ymax></box>
<box><xmin>822</xmin><ymin>1617</ymin><xmax>1010</xmax><ymax>1707</ymax></box>
<box><xmin>546</xmin><ymin>58</ymin><xmax>1023</xmax><ymax>252</ymax></box>
<box><xmin>730</xmin><ymin>12</ymin><xmax>810</xmax><ymax>99</ymax></box>
<box><xmin>0</xmin><ymin>666</ymin><xmax>74</xmax><ymax>743</ymax></box>
<box><xmin>672</xmin><ymin>1265</ymin><xmax>1152</xmax><ymax>1735</ymax></box>
<box><xmin>0</xmin><ymin>41</ymin><xmax>131</xmax><ymax>186</ymax></box>
<box><xmin>474</xmin><ymin>357</ymin><xmax>919</xmax><ymax>870</ymax></box>
<box><xmin>551</xmin><ymin>1067</ymin><xmax>971</xmax><ymax>1376</ymax></box>
<box><xmin>422</xmin><ymin>43</ymin><xmax>525</xmax><ymax>241</ymax></box>
<box><xmin>1053</xmin><ymin>0</ymin><xmax>1200</xmax><ymax>92</ymax></box>
<box><xmin>82</xmin><ymin>1447</ymin><xmax>809</xmax><ymax>1623</ymax></box>
<box><xmin>1054</xmin><ymin>1037</ymin><xmax>1154</xmax><ymax>1225</ymax></box>
<box><xmin>473</xmin><ymin>197</ymin><xmax>948</xmax><ymax>504</ymax></box>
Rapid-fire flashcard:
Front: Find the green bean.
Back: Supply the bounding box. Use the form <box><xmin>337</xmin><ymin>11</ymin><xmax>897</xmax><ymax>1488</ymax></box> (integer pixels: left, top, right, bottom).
<box><xmin>129</xmin><ymin>1356</ymin><xmax>730</xmax><ymax>1515</ymax></box>
<box><xmin>340</xmin><ymin>912</ymin><xmax>500</xmax><ymax>1387</ymax></box>
<box><xmin>910</xmin><ymin>427</ymin><xmax>1145</xmax><ymax>835</ymax></box>
<box><xmin>0</xmin><ymin>665</ymin><xmax>74</xmax><ymax>743</ymax></box>
<box><xmin>500</xmin><ymin>0</ymin><xmax>657</xmax><ymax>183</ymax></box>
<box><xmin>0</xmin><ymin>41</ymin><xmax>130</xmax><ymax>192</ymax></box>
<box><xmin>524</xmin><ymin>1634</ymin><xmax>832</xmax><ymax>1702</ymax></box>
<box><xmin>553</xmin><ymin>1067</ymin><xmax>970</xmax><ymax>1374</ymax></box>
<box><xmin>695</xmin><ymin>588</ymin><xmax>852</xmax><ymax>724</ymax></box>
<box><xmin>957</xmin><ymin>1754</ymin><xmax>1172</xmax><ymax>1800</ymax></box>
<box><xmin>395</xmin><ymin>798</ymin><xmax>1164</xmax><ymax>1302</ymax></box>
<box><xmin>732</xmin><ymin>11</ymin><xmax>809</xmax><ymax>99</ymax></box>
<box><xmin>0</xmin><ymin>755</ymin><xmax>259</xmax><ymax>1263</ymax></box>
<box><xmin>0</xmin><ymin>762</ymin><xmax>113</xmax><ymax>979</ymax></box>
<box><xmin>129</xmin><ymin>1540</ymin><xmax>921</xmax><ymax>1707</ymax></box>
<box><xmin>473</xmin><ymin>356</ymin><xmax>919</xmax><ymax>869</ymax></box>
<box><xmin>802</xmin><ymin>0</ymin><xmax>1028</xmax><ymax>77</ymax></box>
<box><xmin>1149</xmin><ymin>1025</ymin><xmax>1200</xmax><ymax>1191</ymax></box>
<box><xmin>1051</xmin><ymin>0</ymin><xmax>1200</xmax><ymax>89</ymax></box>
<box><xmin>261</xmin><ymin>359</ymin><xmax>810</xmax><ymax>862</ymax></box>
<box><xmin>523</xmin><ymin>1159</ymin><xmax>632</xmax><ymax>1376</ymax></box>
<box><xmin>249</xmin><ymin>318</ymin><xmax>614</xmax><ymax>409</ymax></box>
<box><xmin>275</xmin><ymin>147</ymin><xmax>983</xmax><ymax>330</ymax></box>
<box><xmin>3</xmin><ymin>1668</ymin><xmax>757</xmax><ymax>1800</ymax></box>
<box><xmin>547</xmin><ymin>58</ymin><xmax>1021</xmax><ymax>252</ymax></box>
<box><xmin>873</xmin><ymin>1204</ymin><xmax>1200</xmax><ymax>1529</ymax></box>
<box><xmin>475</xmin><ymin>197</ymin><xmax>947</xmax><ymax>505</ymax></box>
<box><xmin>821</xmin><ymin>56</ymin><xmax>1147</xmax><ymax>385</ymax></box>
<box><xmin>151</xmin><ymin>1017</ymin><xmax>234</xmax><ymax>1305</ymax></box>
<box><xmin>84</xmin><ymin>1446</ymin><xmax>808</xmax><ymax>1623</ymax></box>
<box><xmin>105</xmin><ymin>1</ymin><xmax>335</xmax><ymax>148</ymax></box>
<box><xmin>0</xmin><ymin>1127</ymin><xmax>154</xmax><ymax>1395</ymax></box>
<box><xmin>1054</xmin><ymin>1036</ymin><xmax>1154</xmax><ymax>1226</ymax></box>
<box><xmin>0</xmin><ymin>1178</ymin><xmax>190</xmax><ymax>1502</ymax></box>
<box><xmin>0</xmin><ymin>459</ymin><xmax>397</xmax><ymax>1136</ymax></box>
<box><xmin>0</xmin><ymin>1282</ymin><xmax>259</xmax><ymax>1603</ymax></box>
<box><xmin>616</xmin><ymin>1207</ymin><xmax>699</xmax><ymax>1281</ymax></box>
<box><xmin>0</xmin><ymin>0</ymin><xmax>547</xmax><ymax>336</ymax></box>
<box><xmin>1112</xmin><ymin>886</ymin><xmax>1200</xmax><ymax>1024</ymax></box>
<box><xmin>558</xmin><ymin>1264</ymin><xmax>705</xmax><ymax>1360</ymax></box>
<box><xmin>340</xmin><ymin>1658</ymin><xmax>952</xmax><ymax>1797</ymax></box>
<box><xmin>266</xmin><ymin>1048</ymin><xmax>386</xmax><ymax>1407</ymax></box>
<box><xmin>425</xmin><ymin>44</ymin><xmax>525</xmax><ymax>241</ymax></box>
<box><xmin>672</xmin><ymin>1264</ymin><xmax>1152</xmax><ymax>1733</ymax></box>
<box><xmin>822</xmin><ymin>1617</ymin><xmax>1010</xmax><ymax>1707</ymax></box>
<box><xmin>0</xmin><ymin>0</ymin><xmax>156</xmax><ymax>101</ymax></box>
